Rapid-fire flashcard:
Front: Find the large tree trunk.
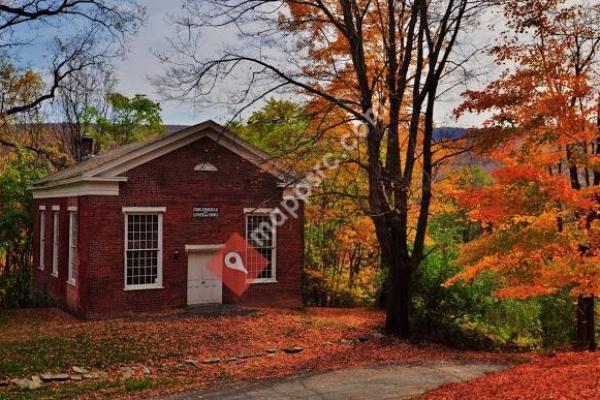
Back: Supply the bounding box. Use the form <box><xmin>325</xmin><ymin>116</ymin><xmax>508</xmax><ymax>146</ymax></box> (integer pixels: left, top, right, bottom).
<box><xmin>385</xmin><ymin>257</ymin><xmax>412</xmax><ymax>336</ymax></box>
<box><xmin>576</xmin><ymin>296</ymin><xmax>596</xmax><ymax>351</ymax></box>
<box><xmin>375</xmin><ymin>219</ymin><xmax>413</xmax><ymax>337</ymax></box>
<box><xmin>566</xmin><ymin>132</ymin><xmax>595</xmax><ymax>349</ymax></box>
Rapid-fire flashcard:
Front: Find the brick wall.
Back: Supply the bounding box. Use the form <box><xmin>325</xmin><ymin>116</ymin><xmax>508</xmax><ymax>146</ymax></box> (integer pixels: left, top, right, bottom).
<box><xmin>59</xmin><ymin>136</ymin><xmax>305</xmax><ymax>318</ymax></box>
<box><xmin>33</xmin><ymin>197</ymin><xmax>82</xmax><ymax>315</ymax></box>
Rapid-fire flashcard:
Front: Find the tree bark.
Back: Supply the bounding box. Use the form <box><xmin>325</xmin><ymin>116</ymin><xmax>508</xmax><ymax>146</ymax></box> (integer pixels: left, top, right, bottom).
<box><xmin>385</xmin><ymin>256</ymin><xmax>412</xmax><ymax>336</ymax></box>
<box><xmin>566</xmin><ymin>134</ymin><xmax>595</xmax><ymax>350</ymax></box>
<box><xmin>576</xmin><ymin>296</ymin><xmax>596</xmax><ymax>351</ymax></box>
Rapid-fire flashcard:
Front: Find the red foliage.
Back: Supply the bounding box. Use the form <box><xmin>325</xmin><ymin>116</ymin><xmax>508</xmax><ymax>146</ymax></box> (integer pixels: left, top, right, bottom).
<box><xmin>419</xmin><ymin>351</ymin><xmax>600</xmax><ymax>400</ymax></box>
<box><xmin>0</xmin><ymin>308</ymin><xmax>520</xmax><ymax>398</ymax></box>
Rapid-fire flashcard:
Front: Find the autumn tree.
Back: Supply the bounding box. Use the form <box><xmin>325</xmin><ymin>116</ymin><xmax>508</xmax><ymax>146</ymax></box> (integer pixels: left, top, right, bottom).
<box><xmin>450</xmin><ymin>0</ymin><xmax>600</xmax><ymax>349</ymax></box>
<box><xmin>157</xmin><ymin>0</ymin><xmax>492</xmax><ymax>335</ymax></box>
<box><xmin>0</xmin><ymin>60</ymin><xmax>47</xmax><ymax>153</ymax></box>
<box><xmin>0</xmin><ymin>0</ymin><xmax>145</xmax><ymax>157</ymax></box>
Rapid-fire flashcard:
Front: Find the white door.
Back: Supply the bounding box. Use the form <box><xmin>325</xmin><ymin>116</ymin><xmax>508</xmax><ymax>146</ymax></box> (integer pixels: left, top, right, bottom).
<box><xmin>187</xmin><ymin>251</ymin><xmax>222</xmax><ymax>305</ymax></box>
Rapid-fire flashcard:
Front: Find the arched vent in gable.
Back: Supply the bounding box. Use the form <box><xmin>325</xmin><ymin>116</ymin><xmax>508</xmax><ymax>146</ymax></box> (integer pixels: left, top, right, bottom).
<box><xmin>194</xmin><ymin>162</ymin><xmax>218</xmax><ymax>172</ymax></box>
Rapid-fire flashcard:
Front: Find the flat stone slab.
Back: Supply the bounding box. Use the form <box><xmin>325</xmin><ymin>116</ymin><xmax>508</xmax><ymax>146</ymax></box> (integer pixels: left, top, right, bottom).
<box><xmin>72</xmin><ymin>366</ymin><xmax>88</xmax><ymax>374</ymax></box>
<box><xmin>283</xmin><ymin>346</ymin><xmax>303</xmax><ymax>354</ymax></box>
<box><xmin>40</xmin><ymin>373</ymin><xmax>70</xmax><ymax>382</ymax></box>
<box><xmin>158</xmin><ymin>360</ymin><xmax>509</xmax><ymax>400</ymax></box>
<box><xmin>12</xmin><ymin>376</ymin><xmax>43</xmax><ymax>390</ymax></box>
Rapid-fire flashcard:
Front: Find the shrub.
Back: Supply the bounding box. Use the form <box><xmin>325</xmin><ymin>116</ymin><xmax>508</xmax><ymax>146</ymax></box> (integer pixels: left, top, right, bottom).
<box><xmin>412</xmin><ymin>208</ymin><xmax>571</xmax><ymax>350</ymax></box>
<box><xmin>0</xmin><ymin>150</ymin><xmax>49</xmax><ymax>309</ymax></box>
<box><xmin>303</xmin><ymin>269</ymin><xmax>371</xmax><ymax>307</ymax></box>
<box><xmin>0</xmin><ymin>262</ymin><xmax>31</xmax><ymax>308</ymax></box>
<box><xmin>413</xmin><ymin>252</ymin><xmax>544</xmax><ymax>350</ymax></box>
<box><xmin>538</xmin><ymin>290</ymin><xmax>576</xmax><ymax>347</ymax></box>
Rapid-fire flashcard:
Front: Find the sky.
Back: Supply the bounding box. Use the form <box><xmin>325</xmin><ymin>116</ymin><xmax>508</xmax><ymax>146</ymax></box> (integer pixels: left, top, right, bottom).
<box><xmin>113</xmin><ymin>1</ymin><xmax>201</xmax><ymax>125</ymax></box>
<box><xmin>12</xmin><ymin>0</ymin><xmax>500</xmax><ymax>127</ymax></box>
<box><xmin>111</xmin><ymin>1</ymin><xmax>502</xmax><ymax>128</ymax></box>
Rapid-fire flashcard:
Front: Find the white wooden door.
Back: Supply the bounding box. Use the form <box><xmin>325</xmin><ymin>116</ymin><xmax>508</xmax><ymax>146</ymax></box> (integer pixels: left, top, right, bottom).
<box><xmin>187</xmin><ymin>252</ymin><xmax>222</xmax><ymax>305</ymax></box>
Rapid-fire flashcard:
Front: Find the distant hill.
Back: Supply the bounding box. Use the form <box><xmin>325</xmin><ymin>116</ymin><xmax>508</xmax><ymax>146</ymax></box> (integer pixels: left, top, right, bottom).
<box><xmin>433</xmin><ymin>127</ymin><xmax>467</xmax><ymax>142</ymax></box>
<box><xmin>164</xmin><ymin>125</ymin><xmax>190</xmax><ymax>133</ymax></box>
<box><xmin>161</xmin><ymin>125</ymin><xmax>470</xmax><ymax>141</ymax></box>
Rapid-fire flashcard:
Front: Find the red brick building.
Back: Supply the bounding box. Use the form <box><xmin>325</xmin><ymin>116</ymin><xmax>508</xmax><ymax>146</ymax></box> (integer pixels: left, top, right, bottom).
<box><xmin>31</xmin><ymin>121</ymin><xmax>304</xmax><ymax>318</ymax></box>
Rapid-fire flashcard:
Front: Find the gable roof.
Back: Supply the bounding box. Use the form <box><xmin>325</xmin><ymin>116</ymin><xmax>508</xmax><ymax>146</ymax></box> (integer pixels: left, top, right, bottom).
<box><xmin>32</xmin><ymin>120</ymin><xmax>301</xmax><ymax>192</ymax></box>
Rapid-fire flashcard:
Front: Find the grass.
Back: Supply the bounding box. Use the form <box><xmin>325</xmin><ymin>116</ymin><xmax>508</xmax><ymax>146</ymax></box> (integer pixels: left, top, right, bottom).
<box><xmin>0</xmin><ymin>325</ymin><xmax>184</xmax><ymax>377</ymax></box>
<box><xmin>0</xmin><ymin>381</ymin><xmax>117</xmax><ymax>400</ymax></box>
<box><xmin>0</xmin><ymin>309</ymin><xmax>192</xmax><ymax>377</ymax></box>
<box><xmin>0</xmin><ymin>333</ymin><xmax>143</xmax><ymax>376</ymax></box>
<box><xmin>0</xmin><ymin>378</ymin><xmax>179</xmax><ymax>400</ymax></box>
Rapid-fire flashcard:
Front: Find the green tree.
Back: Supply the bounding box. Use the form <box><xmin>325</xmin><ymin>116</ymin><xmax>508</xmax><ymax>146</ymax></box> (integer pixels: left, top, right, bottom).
<box><xmin>84</xmin><ymin>93</ymin><xmax>164</xmax><ymax>149</ymax></box>
<box><xmin>0</xmin><ymin>150</ymin><xmax>48</xmax><ymax>307</ymax></box>
<box><xmin>229</xmin><ymin>98</ymin><xmax>309</xmax><ymax>157</ymax></box>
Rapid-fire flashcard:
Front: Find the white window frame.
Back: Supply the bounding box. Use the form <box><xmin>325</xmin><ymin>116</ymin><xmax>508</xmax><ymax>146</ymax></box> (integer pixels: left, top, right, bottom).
<box><xmin>51</xmin><ymin>207</ymin><xmax>60</xmax><ymax>277</ymax></box>
<box><xmin>244</xmin><ymin>208</ymin><xmax>277</xmax><ymax>283</ymax></box>
<box><xmin>123</xmin><ymin>207</ymin><xmax>165</xmax><ymax>291</ymax></box>
<box><xmin>38</xmin><ymin>207</ymin><xmax>46</xmax><ymax>270</ymax></box>
<box><xmin>67</xmin><ymin>209</ymin><xmax>78</xmax><ymax>285</ymax></box>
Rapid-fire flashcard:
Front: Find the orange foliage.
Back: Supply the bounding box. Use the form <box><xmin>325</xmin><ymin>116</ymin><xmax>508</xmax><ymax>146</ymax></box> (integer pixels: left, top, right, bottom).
<box><xmin>446</xmin><ymin>0</ymin><xmax>600</xmax><ymax>300</ymax></box>
<box><xmin>447</xmin><ymin>165</ymin><xmax>600</xmax><ymax>298</ymax></box>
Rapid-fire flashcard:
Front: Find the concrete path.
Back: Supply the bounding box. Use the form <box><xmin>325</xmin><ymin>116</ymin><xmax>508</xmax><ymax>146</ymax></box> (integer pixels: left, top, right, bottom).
<box><xmin>157</xmin><ymin>360</ymin><xmax>508</xmax><ymax>400</ymax></box>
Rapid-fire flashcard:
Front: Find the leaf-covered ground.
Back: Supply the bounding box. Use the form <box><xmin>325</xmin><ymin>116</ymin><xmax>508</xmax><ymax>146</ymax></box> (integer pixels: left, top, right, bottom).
<box><xmin>419</xmin><ymin>351</ymin><xmax>600</xmax><ymax>400</ymax></box>
<box><xmin>0</xmin><ymin>307</ymin><xmax>519</xmax><ymax>399</ymax></box>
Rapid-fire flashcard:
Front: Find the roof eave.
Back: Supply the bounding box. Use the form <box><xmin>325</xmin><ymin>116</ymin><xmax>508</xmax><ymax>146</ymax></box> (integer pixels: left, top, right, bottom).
<box><xmin>30</xmin><ymin>119</ymin><xmax>304</xmax><ymax>193</ymax></box>
<box><xmin>30</xmin><ymin>177</ymin><xmax>128</xmax><ymax>199</ymax></box>
<box><xmin>30</xmin><ymin>176</ymin><xmax>129</xmax><ymax>190</ymax></box>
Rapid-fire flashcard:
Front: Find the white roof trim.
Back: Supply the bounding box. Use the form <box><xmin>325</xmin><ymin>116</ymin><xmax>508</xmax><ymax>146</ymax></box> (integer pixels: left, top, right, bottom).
<box><xmin>31</xmin><ymin>121</ymin><xmax>302</xmax><ymax>198</ymax></box>
<box><xmin>185</xmin><ymin>244</ymin><xmax>225</xmax><ymax>252</ymax></box>
<box><xmin>89</xmin><ymin>127</ymin><xmax>208</xmax><ymax>178</ymax></box>
<box><xmin>122</xmin><ymin>207</ymin><xmax>166</xmax><ymax>213</ymax></box>
<box><xmin>31</xmin><ymin>177</ymin><xmax>128</xmax><ymax>190</ymax></box>
<box><xmin>244</xmin><ymin>208</ymin><xmax>275</xmax><ymax>214</ymax></box>
<box><xmin>32</xmin><ymin>180</ymin><xmax>123</xmax><ymax>199</ymax></box>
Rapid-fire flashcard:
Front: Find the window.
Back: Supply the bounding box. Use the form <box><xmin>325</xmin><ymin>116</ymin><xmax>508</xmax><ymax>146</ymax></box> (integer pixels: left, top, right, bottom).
<box><xmin>123</xmin><ymin>209</ymin><xmax>163</xmax><ymax>290</ymax></box>
<box><xmin>39</xmin><ymin>209</ymin><xmax>45</xmax><ymax>270</ymax></box>
<box><xmin>245</xmin><ymin>211</ymin><xmax>277</xmax><ymax>282</ymax></box>
<box><xmin>52</xmin><ymin>209</ymin><xmax>59</xmax><ymax>276</ymax></box>
<box><xmin>68</xmin><ymin>211</ymin><xmax>78</xmax><ymax>284</ymax></box>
